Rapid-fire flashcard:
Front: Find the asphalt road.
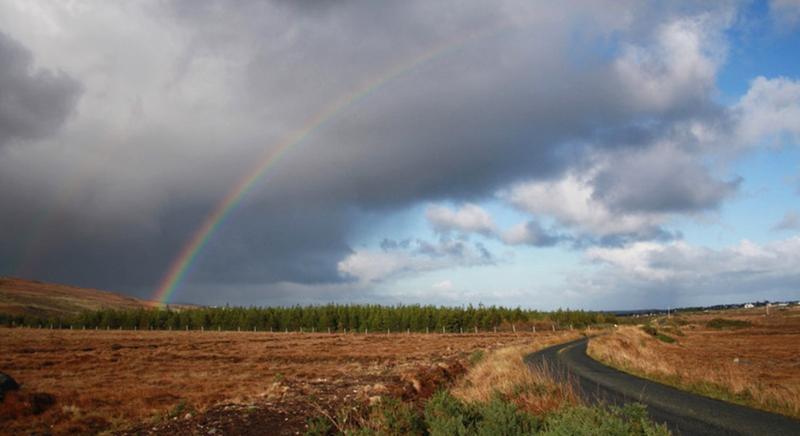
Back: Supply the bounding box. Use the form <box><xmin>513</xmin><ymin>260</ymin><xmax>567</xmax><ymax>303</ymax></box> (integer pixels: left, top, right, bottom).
<box><xmin>525</xmin><ymin>337</ymin><xmax>800</xmax><ymax>436</ymax></box>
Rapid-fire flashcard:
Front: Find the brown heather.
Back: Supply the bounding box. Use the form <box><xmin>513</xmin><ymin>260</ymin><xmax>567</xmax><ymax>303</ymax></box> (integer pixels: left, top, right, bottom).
<box><xmin>588</xmin><ymin>306</ymin><xmax>800</xmax><ymax>419</ymax></box>
<box><xmin>0</xmin><ymin>328</ymin><xmax>564</xmax><ymax>434</ymax></box>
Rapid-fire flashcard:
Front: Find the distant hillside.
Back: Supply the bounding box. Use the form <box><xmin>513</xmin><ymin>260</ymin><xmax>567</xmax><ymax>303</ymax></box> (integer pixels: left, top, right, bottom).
<box><xmin>0</xmin><ymin>277</ymin><xmax>173</xmax><ymax>318</ymax></box>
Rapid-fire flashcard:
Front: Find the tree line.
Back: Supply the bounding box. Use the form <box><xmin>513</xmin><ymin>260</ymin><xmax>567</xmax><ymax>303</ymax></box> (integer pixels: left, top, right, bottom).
<box><xmin>0</xmin><ymin>304</ymin><xmax>617</xmax><ymax>332</ymax></box>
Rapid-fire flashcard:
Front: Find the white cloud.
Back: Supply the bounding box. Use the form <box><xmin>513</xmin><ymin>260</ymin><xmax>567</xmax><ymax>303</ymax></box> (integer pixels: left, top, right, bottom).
<box><xmin>425</xmin><ymin>203</ymin><xmax>564</xmax><ymax>247</ymax></box>
<box><xmin>338</xmin><ymin>238</ymin><xmax>494</xmax><ymax>283</ymax></box>
<box><xmin>585</xmin><ymin>237</ymin><xmax>800</xmax><ymax>296</ymax></box>
<box><xmin>426</xmin><ymin>203</ymin><xmax>496</xmax><ymax>236</ymax></box>
<box><xmin>614</xmin><ymin>14</ymin><xmax>726</xmax><ymax>112</ymax></box>
<box><xmin>734</xmin><ymin>76</ymin><xmax>800</xmax><ymax>148</ymax></box>
<box><xmin>337</xmin><ymin>250</ymin><xmax>437</xmax><ymax>283</ymax></box>
<box><xmin>501</xmin><ymin>172</ymin><xmax>666</xmax><ymax>238</ymax></box>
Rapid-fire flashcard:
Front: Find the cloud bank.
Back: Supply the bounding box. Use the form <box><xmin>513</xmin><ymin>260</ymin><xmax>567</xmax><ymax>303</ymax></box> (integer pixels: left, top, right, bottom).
<box><xmin>0</xmin><ymin>1</ymin><xmax>797</xmax><ymax>307</ymax></box>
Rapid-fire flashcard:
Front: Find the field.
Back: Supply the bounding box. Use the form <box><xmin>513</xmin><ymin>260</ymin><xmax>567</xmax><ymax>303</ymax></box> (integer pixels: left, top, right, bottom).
<box><xmin>588</xmin><ymin>306</ymin><xmax>800</xmax><ymax>419</ymax></box>
<box><xmin>0</xmin><ymin>328</ymin><xmax>577</xmax><ymax>434</ymax></box>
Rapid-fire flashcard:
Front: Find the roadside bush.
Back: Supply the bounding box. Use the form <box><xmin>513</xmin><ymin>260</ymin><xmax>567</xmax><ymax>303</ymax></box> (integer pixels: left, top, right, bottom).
<box><xmin>349</xmin><ymin>398</ymin><xmax>425</xmax><ymax>436</ymax></box>
<box><xmin>312</xmin><ymin>390</ymin><xmax>670</xmax><ymax>435</ymax></box>
<box><xmin>425</xmin><ymin>390</ymin><xmax>477</xmax><ymax>435</ymax></box>
<box><xmin>473</xmin><ymin>395</ymin><xmax>539</xmax><ymax>435</ymax></box>
<box><xmin>541</xmin><ymin>403</ymin><xmax>670</xmax><ymax>436</ymax></box>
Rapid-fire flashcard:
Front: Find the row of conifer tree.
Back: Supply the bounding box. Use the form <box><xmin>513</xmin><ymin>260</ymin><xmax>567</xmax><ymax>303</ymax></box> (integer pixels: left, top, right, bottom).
<box><xmin>0</xmin><ymin>304</ymin><xmax>617</xmax><ymax>332</ymax></box>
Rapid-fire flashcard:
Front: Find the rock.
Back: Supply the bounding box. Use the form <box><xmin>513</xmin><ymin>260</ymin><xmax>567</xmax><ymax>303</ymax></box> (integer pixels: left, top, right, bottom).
<box><xmin>0</xmin><ymin>372</ymin><xmax>20</xmax><ymax>400</ymax></box>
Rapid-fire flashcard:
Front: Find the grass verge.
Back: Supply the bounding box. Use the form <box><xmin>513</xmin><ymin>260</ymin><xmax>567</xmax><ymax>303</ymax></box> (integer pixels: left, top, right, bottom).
<box><xmin>306</xmin><ymin>391</ymin><xmax>669</xmax><ymax>435</ymax></box>
<box><xmin>308</xmin><ymin>335</ymin><xmax>670</xmax><ymax>435</ymax></box>
<box><xmin>588</xmin><ymin>326</ymin><xmax>799</xmax><ymax>419</ymax></box>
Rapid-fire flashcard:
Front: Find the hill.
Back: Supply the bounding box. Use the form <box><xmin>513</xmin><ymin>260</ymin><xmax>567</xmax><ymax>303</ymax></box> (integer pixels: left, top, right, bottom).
<box><xmin>0</xmin><ymin>277</ymin><xmax>169</xmax><ymax>318</ymax></box>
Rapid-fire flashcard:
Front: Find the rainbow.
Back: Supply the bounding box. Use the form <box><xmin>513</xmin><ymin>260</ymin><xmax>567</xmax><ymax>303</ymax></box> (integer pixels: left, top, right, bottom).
<box><xmin>152</xmin><ymin>25</ymin><xmax>509</xmax><ymax>305</ymax></box>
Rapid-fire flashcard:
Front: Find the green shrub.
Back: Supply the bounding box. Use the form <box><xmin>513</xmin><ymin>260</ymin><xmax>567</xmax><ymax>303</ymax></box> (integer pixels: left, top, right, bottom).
<box><xmin>706</xmin><ymin>318</ymin><xmax>752</xmax><ymax>329</ymax></box>
<box><xmin>473</xmin><ymin>396</ymin><xmax>539</xmax><ymax>436</ymax></box>
<box><xmin>425</xmin><ymin>390</ymin><xmax>477</xmax><ymax>435</ymax></box>
<box><xmin>309</xmin><ymin>390</ymin><xmax>669</xmax><ymax>435</ymax></box>
<box><xmin>541</xmin><ymin>403</ymin><xmax>670</xmax><ymax>436</ymax></box>
<box><xmin>363</xmin><ymin>398</ymin><xmax>425</xmax><ymax>436</ymax></box>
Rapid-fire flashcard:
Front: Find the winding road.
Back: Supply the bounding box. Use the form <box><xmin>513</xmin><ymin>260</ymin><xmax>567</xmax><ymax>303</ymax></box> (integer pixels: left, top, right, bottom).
<box><xmin>525</xmin><ymin>338</ymin><xmax>800</xmax><ymax>436</ymax></box>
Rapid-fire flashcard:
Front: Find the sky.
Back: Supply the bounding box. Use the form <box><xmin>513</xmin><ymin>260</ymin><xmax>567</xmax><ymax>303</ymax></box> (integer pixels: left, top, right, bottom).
<box><xmin>1</xmin><ymin>0</ymin><xmax>799</xmax><ymax>310</ymax></box>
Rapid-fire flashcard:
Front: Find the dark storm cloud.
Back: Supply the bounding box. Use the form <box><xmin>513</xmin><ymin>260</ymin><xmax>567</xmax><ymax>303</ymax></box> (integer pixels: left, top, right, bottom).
<box><xmin>0</xmin><ymin>1</ymin><xmax>747</xmax><ymax>303</ymax></box>
<box><xmin>591</xmin><ymin>146</ymin><xmax>740</xmax><ymax>213</ymax></box>
<box><xmin>0</xmin><ymin>32</ymin><xmax>81</xmax><ymax>148</ymax></box>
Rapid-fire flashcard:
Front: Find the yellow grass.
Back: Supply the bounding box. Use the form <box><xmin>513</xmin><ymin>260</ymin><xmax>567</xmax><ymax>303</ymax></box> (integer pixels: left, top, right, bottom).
<box><xmin>452</xmin><ymin>332</ymin><xmax>581</xmax><ymax>415</ymax></box>
<box><xmin>588</xmin><ymin>323</ymin><xmax>800</xmax><ymax>418</ymax></box>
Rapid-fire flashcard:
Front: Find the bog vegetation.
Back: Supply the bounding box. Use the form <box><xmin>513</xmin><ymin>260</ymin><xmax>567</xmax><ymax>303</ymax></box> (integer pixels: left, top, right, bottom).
<box><xmin>307</xmin><ymin>391</ymin><xmax>669</xmax><ymax>436</ymax></box>
<box><xmin>0</xmin><ymin>304</ymin><xmax>616</xmax><ymax>332</ymax></box>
